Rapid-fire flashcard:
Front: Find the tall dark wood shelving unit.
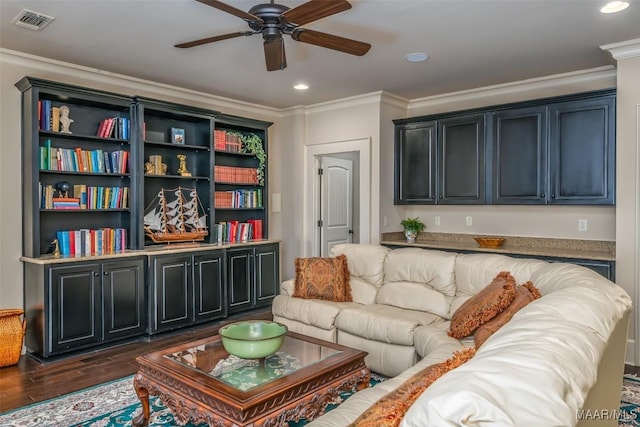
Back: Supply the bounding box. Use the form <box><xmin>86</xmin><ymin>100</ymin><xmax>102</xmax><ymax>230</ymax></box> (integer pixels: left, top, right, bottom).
<box><xmin>17</xmin><ymin>77</ymin><xmax>138</xmax><ymax>257</ymax></box>
<box><xmin>18</xmin><ymin>77</ymin><xmax>278</xmax><ymax>358</ymax></box>
<box><xmin>133</xmin><ymin>97</ymin><xmax>216</xmax><ymax>246</ymax></box>
<box><xmin>213</xmin><ymin>113</ymin><xmax>271</xmax><ymax>241</ymax></box>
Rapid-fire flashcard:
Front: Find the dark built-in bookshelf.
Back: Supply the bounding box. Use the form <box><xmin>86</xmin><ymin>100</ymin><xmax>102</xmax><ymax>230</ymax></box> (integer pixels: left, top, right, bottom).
<box><xmin>17</xmin><ymin>77</ymin><xmax>279</xmax><ymax>359</ymax></box>
<box><xmin>17</xmin><ymin>77</ymin><xmax>272</xmax><ymax>257</ymax></box>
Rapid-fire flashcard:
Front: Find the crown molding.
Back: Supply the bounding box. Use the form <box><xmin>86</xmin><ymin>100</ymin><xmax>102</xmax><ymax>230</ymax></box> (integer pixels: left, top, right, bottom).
<box><xmin>301</xmin><ymin>91</ymin><xmax>386</xmax><ymax>115</ymax></box>
<box><xmin>600</xmin><ymin>38</ymin><xmax>640</xmax><ymax>61</ymax></box>
<box><xmin>407</xmin><ymin>66</ymin><xmax>617</xmax><ymax>111</ymax></box>
<box><xmin>0</xmin><ymin>48</ymin><xmax>280</xmax><ymax>120</ymax></box>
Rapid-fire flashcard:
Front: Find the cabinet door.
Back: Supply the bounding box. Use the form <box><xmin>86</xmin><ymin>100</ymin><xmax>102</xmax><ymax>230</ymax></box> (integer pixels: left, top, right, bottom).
<box><xmin>394</xmin><ymin>121</ymin><xmax>437</xmax><ymax>204</ymax></box>
<box><xmin>49</xmin><ymin>263</ymin><xmax>101</xmax><ymax>354</ymax></box>
<box><xmin>149</xmin><ymin>254</ymin><xmax>193</xmax><ymax>333</ymax></box>
<box><xmin>227</xmin><ymin>248</ymin><xmax>254</xmax><ymax>314</ymax></box>
<box><xmin>438</xmin><ymin>114</ymin><xmax>486</xmax><ymax>204</ymax></box>
<box><xmin>102</xmin><ymin>258</ymin><xmax>146</xmax><ymax>341</ymax></box>
<box><xmin>549</xmin><ymin>96</ymin><xmax>615</xmax><ymax>204</ymax></box>
<box><xmin>492</xmin><ymin>106</ymin><xmax>547</xmax><ymax>204</ymax></box>
<box><xmin>194</xmin><ymin>251</ymin><xmax>226</xmax><ymax>321</ymax></box>
<box><xmin>254</xmin><ymin>244</ymin><xmax>280</xmax><ymax>307</ymax></box>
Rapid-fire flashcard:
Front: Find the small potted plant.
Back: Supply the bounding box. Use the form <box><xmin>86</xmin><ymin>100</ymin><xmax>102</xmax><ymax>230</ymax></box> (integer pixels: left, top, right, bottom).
<box><xmin>400</xmin><ymin>217</ymin><xmax>425</xmax><ymax>243</ymax></box>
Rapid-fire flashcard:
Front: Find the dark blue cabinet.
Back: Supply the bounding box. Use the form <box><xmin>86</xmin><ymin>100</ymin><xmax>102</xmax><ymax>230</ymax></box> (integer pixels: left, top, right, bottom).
<box><xmin>394</xmin><ymin>90</ymin><xmax>616</xmax><ymax>206</ymax></box>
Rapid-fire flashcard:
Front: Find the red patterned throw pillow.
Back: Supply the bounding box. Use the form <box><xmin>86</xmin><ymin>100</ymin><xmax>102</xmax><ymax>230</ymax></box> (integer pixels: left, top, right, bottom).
<box><xmin>293</xmin><ymin>255</ymin><xmax>352</xmax><ymax>302</ymax></box>
<box><xmin>448</xmin><ymin>271</ymin><xmax>517</xmax><ymax>339</ymax></box>
<box><xmin>474</xmin><ymin>280</ymin><xmax>541</xmax><ymax>348</ymax></box>
<box><xmin>349</xmin><ymin>347</ymin><xmax>476</xmax><ymax>427</ymax></box>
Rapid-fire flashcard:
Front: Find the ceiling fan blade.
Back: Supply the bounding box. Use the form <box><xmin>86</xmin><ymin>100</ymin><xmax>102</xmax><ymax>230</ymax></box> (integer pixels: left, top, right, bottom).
<box><xmin>291</xmin><ymin>29</ymin><xmax>371</xmax><ymax>56</ymax></box>
<box><xmin>175</xmin><ymin>31</ymin><xmax>254</xmax><ymax>48</ymax></box>
<box><xmin>264</xmin><ymin>38</ymin><xmax>287</xmax><ymax>71</ymax></box>
<box><xmin>196</xmin><ymin>0</ymin><xmax>263</xmax><ymax>23</ymax></box>
<box><xmin>282</xmin><ymin>0</ymin><xmax>351</xmax><ymax>27</ymax></box>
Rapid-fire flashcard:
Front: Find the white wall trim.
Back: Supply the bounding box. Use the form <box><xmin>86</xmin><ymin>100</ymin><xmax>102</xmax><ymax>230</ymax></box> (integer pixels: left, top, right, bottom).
<box><xmin>407</xmin><ymin>66</ymin><xmax>617</xmax><ymax>111</ymax></box>
<box><xmin>0</xmin><ymin>48</ymin><xmax>279</xmax><ymax>118</ymax></box>
<box><xmin>601</xmin><ymin>38</ymin><xmax>640</xmax><ymax>61</ymax></box>
<box><xmin>635</xmin><ymin>104</ymin><xmax>640</xmax><ymax>365</ymax></box>
<box><xmin>303</xmin><ymin>138</ymin><xmax>371</xmax><ymax>257</ymax></box>
<box><xmin>302</xmin><ymin>92</ymin><xmax>384</xmax><ymax>115</ymax></box>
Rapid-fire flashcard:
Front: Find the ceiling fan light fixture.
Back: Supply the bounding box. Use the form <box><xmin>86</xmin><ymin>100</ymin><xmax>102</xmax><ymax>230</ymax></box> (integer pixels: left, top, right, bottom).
<box><xmin>600</xmin><ymin>1</ymin><xmax>629</xmax><ymax>13</ymax></box>
<box><xmin>405</xmin><ymin>52</ymin><xmax>429</xmax><ymax>63</ymax></box>
<box><xmin>294</xmin><ymin>83</ymin><xmax>309</xmax><ymax>90</ymax></box>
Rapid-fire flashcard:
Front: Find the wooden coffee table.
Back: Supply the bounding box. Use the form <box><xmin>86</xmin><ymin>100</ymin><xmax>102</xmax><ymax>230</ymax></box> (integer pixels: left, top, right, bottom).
<box><xmin>132</xmin><ymin>330</ymin><xmax>370</xmax><ymax>427</ymax></box>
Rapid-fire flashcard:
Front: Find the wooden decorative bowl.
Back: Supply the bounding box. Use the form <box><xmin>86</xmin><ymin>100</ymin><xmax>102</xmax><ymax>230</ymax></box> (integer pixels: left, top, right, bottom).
<box><xmin>474</xmin><ymin>237</ymin><xmax>506</xmax><ymax>248</ymax></box>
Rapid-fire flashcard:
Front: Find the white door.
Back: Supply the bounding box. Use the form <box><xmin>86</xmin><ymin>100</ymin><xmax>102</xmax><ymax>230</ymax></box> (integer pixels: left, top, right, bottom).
<box><xmin>319</xmin><ymin>156</ymin><xmax>353</xmax><ymax>256</ymax></box>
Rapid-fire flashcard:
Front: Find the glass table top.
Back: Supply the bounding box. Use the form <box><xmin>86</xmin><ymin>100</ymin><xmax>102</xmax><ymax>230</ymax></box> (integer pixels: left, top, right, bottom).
<box><xmin>163</xmin><ymin>335</ymin><xmax>342</xmax><ymax>392</ymax></box>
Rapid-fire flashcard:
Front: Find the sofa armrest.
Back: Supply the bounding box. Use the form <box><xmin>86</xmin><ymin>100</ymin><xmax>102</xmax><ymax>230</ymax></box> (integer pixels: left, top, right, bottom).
<box><xmin>280</xmin><ymin>278</ymin><xmax>295</xmax><ymax>296</ymax></box>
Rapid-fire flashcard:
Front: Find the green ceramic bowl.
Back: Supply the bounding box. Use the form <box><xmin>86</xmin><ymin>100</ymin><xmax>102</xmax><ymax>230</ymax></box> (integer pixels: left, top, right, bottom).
<box><xmin>219</xmin><ymin>321</ymin><xmax>288</xmax><ymax>359</ymax></box>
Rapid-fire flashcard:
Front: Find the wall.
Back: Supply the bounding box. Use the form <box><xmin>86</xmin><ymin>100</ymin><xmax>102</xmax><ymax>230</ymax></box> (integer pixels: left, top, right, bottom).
<box><xmin>602</xmin><ymin>40</ymin><xmax>640</xmax><ymax>363</ymax></box>
<box><xmin>379</xmin><ymin>67</ymin><xmax>618</xmax><ymax>241</ymax></box>
<box><xmin>0</xmin><ymin>49</ymin><xmax>283</xmax><ymax>310</ymax></box>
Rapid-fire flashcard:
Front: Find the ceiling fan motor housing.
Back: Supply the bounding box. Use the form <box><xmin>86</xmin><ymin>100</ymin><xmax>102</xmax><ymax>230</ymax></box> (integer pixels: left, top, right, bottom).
<box><xmin>248</xmin><ymin>3</ymin><xmax>297</xmax><ymax>40</ymax></box>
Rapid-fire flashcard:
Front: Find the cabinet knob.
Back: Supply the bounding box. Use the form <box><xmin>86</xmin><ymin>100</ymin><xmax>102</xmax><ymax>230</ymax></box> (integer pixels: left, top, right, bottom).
<box><xmin>439</xmin><ymin>195</ymin><xmax>443</xmax><ymax>199</ymax></box>
<box><xmin>551</xmin><ymin>194</ymin><xmax>556</xmax><ymax>199</ymax></box>
<box><xmin>541</xmin><ymin>193</ymin><xmax>545</xmax><ymax>198</ymax></box>
<box><xmin>103</xmin><ymin>271</ymin><xmax>109</xmax><ymax>276</ymax></box>
<box><xmin>93</xmin><ymin>272</ymin><xmax>99</xmax><ymax>277</ymax></box>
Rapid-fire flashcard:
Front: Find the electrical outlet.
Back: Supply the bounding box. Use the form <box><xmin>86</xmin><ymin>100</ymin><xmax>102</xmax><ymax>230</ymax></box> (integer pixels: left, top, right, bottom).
<box><xmin>465</xmin><ymin>216</ymin><xmax>472</xmax><ymax>226</ymax></box>
<box><xmin>578</xmin><ymin>219</ymin><xmax>588</xmax><ymax>232</ymax></box>
<box><xmin>435</xmin><ymin>216</ymin><xmax>441</xmax><ymax>226</ymax></box>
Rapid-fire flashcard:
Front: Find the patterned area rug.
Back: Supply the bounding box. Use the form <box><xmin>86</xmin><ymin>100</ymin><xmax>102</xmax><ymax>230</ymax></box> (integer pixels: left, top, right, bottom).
<box><xmin>1</xmin><ymin>374</ymin><xmax>639</xmax><ymax>426</ymax></box>
<box><xmin>620</xmin><ymin>374</ymin><xmax>640</xmax><ymax>426</ymax></box>
<box><xmin>0</xmin><ymin>373</ymin><xmax>386</xmax><ymax>427</ymax></box>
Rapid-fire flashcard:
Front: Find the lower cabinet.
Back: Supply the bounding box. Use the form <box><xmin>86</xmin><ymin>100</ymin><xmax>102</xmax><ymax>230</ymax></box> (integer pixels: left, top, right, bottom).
<box><xmin>23</xmin><ymin>242</ymin><xmax>279</xmax><ymax>357</ymax></box>
<box><xmin>228</xmin><ymin>243</ymin><xmax>280</xmax><ymax>314</ymax></box>
<box><xmin>148</xmin><ymin>250</ymin><xmax>225</xmax><ymax>334</ymax></box>
<box><xmin>24</xmin><ymin>257</ymin><xmax>145</xmax><ymax>358</ymax></box>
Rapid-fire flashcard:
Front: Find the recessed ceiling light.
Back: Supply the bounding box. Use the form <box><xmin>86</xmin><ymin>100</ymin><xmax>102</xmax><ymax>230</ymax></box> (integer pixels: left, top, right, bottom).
<box><xmin>405</xmin><ymin>52</ymin><xmax>429</xmax><ymax>63</ymax></box>
<box><xmin>600</xmin><ymin>1</ymin><xmax>629</xmax><ymax>13</ymax></box>
<box><xmin>294</xmin><ymin>83</ymin><xmax>309</xmax><ymax>91</ymax></box>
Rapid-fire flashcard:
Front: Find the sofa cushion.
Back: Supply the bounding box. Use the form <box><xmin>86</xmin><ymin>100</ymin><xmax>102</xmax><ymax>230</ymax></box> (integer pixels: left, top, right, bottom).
<box><xmin>331</xmin><ymin>244</ymin><xmax>390</xmax><ymax>288</ymax></box>
<box><xmin>454</xmin><ymin>253</ymin><xmax>547</xmax><ymax>297</ymax></box>
<box><xmin>349</xmin><ymin>347</ymin><xmax>476</xmax><ymax>427</ymax></box>
<box><xmin>294</xmin><ymin>255</ymin><xmax>352</xmax><ymax>302</ymax></box>
<box><xmin>271</xmin><ymin>295</ymin><xmax>360</xmax><ymax>331</ymax></box>
<box><xmin>350</xmin><ymin>277</ymin><xmax>379</xmax><ymax>305</ymax></box>
<box><xmin>448</xmin><ymin>271</ymin><xmax>517</xmax><ymax>339</ymax></box>
<box><xmin>336</xmin><ymin>305</ymin><xmax>443</xmax><ymax>346</ymax></box>
<box><xmin>376</xmin><ymin>282</ymin><xmax>452</xmax><ymax>318</ymax></box>
<box><xmin>473</xmin><ymin>281</ymin><xmax>541</xmax><ymax>348</ymax></box>
<box><xmin>383</xmin><ymin>248</ymin><xmax>457</xmax><ymax>296</ymax></box>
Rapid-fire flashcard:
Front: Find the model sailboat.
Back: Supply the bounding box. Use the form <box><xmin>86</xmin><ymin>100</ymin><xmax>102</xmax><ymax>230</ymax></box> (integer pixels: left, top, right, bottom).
<box><xmin>144</xmin><ymin>187</ymin><xmax>208</xmax><ymax>243</ymax></box>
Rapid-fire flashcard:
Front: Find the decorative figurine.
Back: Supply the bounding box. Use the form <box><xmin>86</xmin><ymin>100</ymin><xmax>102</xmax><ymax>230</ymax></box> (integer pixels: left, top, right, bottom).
<box><xmin>55</xmin><ymin>181</ymin><xmax>72</xmax><ymax>198</ymax></box>
<box><xmin>52</xmin><ymin>239</ymin><xmax>61</xmax><ymax>257</ymax></box>
<box><xmin>147</xmin><ymin>155</ymin><xmax>167</xmax><ymax>175</ymax></box>
<box><xmin>177</xmin><ymin>154</ymin><xmax>191</xmax><ymax>176</ymax></box>
<box><xmin>59</xmin><ymin>105</ymin><xmax>73</xmax><ymax>134</ymax></box>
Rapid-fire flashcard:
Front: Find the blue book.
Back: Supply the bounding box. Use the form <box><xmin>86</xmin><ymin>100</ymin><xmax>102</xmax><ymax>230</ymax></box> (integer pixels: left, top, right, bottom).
<box><xmin>57</xmin><ymin>231</ymin><xmax>70</xmax><ymax>256</ymax></box>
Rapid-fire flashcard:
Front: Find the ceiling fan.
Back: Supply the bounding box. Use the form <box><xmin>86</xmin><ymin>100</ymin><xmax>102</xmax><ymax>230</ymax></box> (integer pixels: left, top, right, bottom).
<box><xmin>175</xmin><ymin>0</ymin><xmax>372</xmax><ymax>71</ymax></box>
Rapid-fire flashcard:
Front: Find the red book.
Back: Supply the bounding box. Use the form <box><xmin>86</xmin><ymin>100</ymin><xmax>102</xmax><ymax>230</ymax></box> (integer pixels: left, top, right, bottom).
<box><xmin>69</xmin><ymin>231</ymin><xmax>76</xmax><ymax>255</ymax></box>
<box><xmin>97</xmin><ymin>119</ymin><xmax>108</xmax><ymax>137</ymax></box>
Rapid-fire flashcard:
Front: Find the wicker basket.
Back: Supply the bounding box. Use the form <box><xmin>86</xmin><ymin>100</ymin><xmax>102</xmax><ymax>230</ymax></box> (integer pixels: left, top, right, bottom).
<box><xmin>0</xmin><ymin>309</ymin><xmax>26</xmax><ymax>367</ymax></box>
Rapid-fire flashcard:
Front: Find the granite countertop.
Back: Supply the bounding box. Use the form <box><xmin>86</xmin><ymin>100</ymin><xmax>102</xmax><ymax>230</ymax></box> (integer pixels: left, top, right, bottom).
<box><xmin>381</xmin><ymin>232</ymin><xmax>615</xmax><ymax>261</ymax></box>
<box><xmin>20</xmin><ymin>239</ymin><xmax>281</xmax><ymax>265</ymax></box>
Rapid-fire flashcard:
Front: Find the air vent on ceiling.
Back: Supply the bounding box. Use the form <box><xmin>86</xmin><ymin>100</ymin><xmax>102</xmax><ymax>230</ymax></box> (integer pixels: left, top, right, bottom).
<box><xmin>12</xmin><ymin>9</ymin><xmax>55</xmax><ymax>31</ymax></box>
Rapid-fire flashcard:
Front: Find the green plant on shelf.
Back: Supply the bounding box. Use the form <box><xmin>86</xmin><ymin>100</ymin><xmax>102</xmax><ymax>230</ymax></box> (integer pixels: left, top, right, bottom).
<box><xmin>241</xmin><ymin>133</ymin><xmax>266</xmax><ymax>186</ymax></box>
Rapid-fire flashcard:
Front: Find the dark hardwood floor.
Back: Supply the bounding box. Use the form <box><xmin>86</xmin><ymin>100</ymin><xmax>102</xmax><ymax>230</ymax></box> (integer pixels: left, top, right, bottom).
<box><xmin>0</xmin><ymin>308</ymin><xmax>272</xmax><ymax>413</ymax></box>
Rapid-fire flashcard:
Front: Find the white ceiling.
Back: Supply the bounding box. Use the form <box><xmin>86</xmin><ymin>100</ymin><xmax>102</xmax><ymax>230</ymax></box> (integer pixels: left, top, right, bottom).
<box><xmin>1</xmin><ymin>0</ymin><xmax>639</xmax><ymax>109</ymax></box>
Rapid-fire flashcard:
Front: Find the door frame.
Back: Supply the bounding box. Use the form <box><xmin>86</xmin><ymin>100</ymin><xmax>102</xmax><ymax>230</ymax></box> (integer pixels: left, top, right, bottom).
<box><xmin>303</xmin><ymin>138</ymin><xmax>371</xmax><ymax>257</ymax></box>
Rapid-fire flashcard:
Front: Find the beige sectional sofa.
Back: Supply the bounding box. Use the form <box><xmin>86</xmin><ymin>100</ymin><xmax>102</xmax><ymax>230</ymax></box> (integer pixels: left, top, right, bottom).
<box><xmin>272</xmin><ymin>243</ymin><xmax>632</xmax><ymax>426</ymax></box>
